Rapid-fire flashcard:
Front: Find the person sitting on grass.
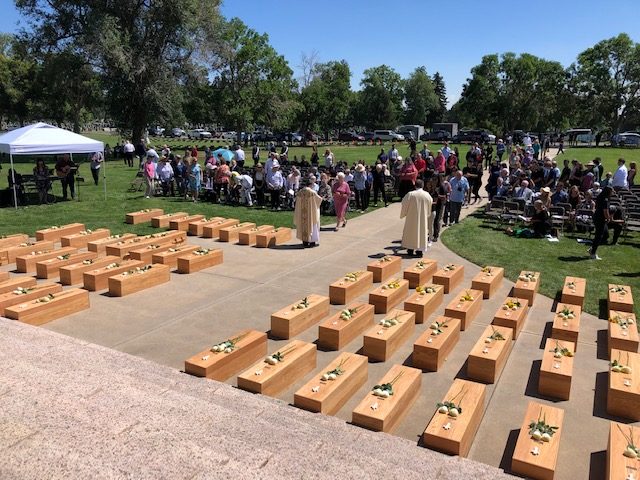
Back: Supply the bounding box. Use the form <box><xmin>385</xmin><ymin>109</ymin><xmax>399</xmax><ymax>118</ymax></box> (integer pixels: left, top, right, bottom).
<box><xmin>519</xmin><ymin>200</ymin><xmax>552</xmax><ymax>238</ymax></box>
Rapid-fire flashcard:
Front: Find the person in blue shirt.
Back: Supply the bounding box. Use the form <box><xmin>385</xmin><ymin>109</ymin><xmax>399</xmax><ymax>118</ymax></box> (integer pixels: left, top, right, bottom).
<box><xmin>448</xmin><ymin>170</ymin><xmax>469</xmax><ymax>224</ymax></box>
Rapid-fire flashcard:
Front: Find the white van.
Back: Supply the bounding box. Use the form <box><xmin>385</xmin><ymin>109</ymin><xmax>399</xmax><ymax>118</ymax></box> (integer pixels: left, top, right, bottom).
<box><xmin>373</xmin><ymin>130</ymin><xmax>405</xmax><ymax>141</ymax></box>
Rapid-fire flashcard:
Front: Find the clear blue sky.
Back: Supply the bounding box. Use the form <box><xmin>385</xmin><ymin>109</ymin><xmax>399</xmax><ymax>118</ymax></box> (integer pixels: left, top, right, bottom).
<box><xmin>2</xmin><ymin>0</ymin><xmax>639</xmax><ymax>106</ymax></box>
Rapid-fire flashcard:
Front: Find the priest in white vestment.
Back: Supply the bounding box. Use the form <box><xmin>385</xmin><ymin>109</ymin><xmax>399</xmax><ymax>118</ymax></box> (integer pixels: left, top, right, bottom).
<box><xmin>294</xmin><ymin>177</ymin><xmax>323</xmax><ymax>248</ymax></box>
<box><xmin>400</xmin><ymin>179</ymin><xmax>433</xmax><ymax>257</ymax></box>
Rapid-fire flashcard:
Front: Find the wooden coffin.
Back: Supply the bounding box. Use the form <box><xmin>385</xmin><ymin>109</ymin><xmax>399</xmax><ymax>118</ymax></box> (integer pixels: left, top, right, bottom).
<box><xmin>270</xmin><ymin>294</ymin><xmax>330</xmax><ymax>339</ymax></box>
<box><xmin>184</xmin><ymin>329</ymin><xmax>267</xmax><ymax>380</ymax></box>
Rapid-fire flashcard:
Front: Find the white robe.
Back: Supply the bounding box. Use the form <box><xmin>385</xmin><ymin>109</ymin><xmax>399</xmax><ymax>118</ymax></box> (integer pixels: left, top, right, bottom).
<box><xmin>400</xmin><ymin>188</ymin><xmax>433</xmax><ymax>251</ymax></box>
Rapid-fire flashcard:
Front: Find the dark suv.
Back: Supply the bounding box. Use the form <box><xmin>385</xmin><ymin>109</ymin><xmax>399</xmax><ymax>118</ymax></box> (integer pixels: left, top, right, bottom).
<box><xmin>453</xmin><ymin>129</ymin><xmax>491</xmax><ymax>144</ymax></box>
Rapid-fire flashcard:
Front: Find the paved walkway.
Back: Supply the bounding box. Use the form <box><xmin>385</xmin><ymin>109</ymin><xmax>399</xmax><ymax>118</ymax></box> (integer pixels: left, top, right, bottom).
<box><xmin>0</xmin><ymin>188</ymin><xmax>613</xmax><ymax>479</ymax></box>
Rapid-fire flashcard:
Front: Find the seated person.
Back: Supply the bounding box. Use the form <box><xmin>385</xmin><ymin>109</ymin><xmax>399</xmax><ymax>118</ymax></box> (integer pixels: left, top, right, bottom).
<box><xmin>551</xmin><ymin>182</ymin><xmax>568</xmax><ymax>205</ymax></box>
<box><xmin>527</xmin><ymin>200</ymin><xmax>552</xmax><ymax>237</ymax></box>
<box><xmin>512</xmin><ymin>179</ymin><xmax>534</xmax><ymax>204</ymax></box>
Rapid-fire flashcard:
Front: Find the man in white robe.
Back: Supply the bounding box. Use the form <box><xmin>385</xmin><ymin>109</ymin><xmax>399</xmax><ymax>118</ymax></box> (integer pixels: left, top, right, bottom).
<box><xmin>294</xmin><ymin>177</ymin><xmax>323</xmax><ymax>247</ymax></box>
<box><xmin>400</xmin><ymin>179</ymin><xmax>433</xmax><ymax>257</ymax></box>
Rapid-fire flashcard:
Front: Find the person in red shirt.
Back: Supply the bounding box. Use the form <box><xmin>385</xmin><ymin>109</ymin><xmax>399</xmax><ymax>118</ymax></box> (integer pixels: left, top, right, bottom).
<box><xmin>413</xmin><ymin>153</ymin><xmax>426</xmax><ymax>180</ymax></box>
<box><xmin>191</xmin><ymin>145</ymin><xmax>198</xmax><ymax>159</ymax></box>
<box><xmin>398</xmin><ymin>156</ymin><xmax>418</xmax><ymax>199</ymax></box>
<box><xmin>434</xmin><ymin>151</ymin><xmax>446</xmax><ymax>174</ymax></box>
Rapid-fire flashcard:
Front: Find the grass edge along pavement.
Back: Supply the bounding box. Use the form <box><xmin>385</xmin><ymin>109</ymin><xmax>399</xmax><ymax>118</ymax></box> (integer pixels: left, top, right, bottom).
<box><xmin>441</xmin><ymin>212</ymin><xmax>639</xmax><ymax>318</ymax></box>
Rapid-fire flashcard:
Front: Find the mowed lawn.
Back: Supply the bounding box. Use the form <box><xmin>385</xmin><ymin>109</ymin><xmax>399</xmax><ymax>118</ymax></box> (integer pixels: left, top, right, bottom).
<box><xmin>0</xmin><ymin>159</ymin><xmax>387</xmax><ymax>236</ymax></box>
<box><xmin>441</xmin><ymin>213</ymin><xmax>640</xmax><ymax>318</ymax></box>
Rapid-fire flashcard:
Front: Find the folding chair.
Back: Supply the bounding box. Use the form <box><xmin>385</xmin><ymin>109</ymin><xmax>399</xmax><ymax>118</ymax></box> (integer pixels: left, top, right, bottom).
<box><xmin>549</xmin><ymin>206</ymin><xmax>565</xmax><ymax>236</ymax></box>
<box><xmin>128</xmin><ymin>171</ymin><xmax>145</xmax><ymax>192</ymax></box>
<box><xmin>575</xmin><ymin>209</ymin><xmax>595</xmax><ymax>237</ymax></box>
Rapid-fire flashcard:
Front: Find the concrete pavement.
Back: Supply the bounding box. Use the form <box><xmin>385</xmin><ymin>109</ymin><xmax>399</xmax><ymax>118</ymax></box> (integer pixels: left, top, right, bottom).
<box><xmin>0</xmin><ymin>192</ymin><xmax>622</xmax><ymax>479</ymax></box>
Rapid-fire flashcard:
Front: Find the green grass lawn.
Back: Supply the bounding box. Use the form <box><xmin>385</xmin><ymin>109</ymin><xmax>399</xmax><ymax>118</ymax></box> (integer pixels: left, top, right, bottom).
<box><xmin>441</xmin><ymin>213</ymin><xmax>640</xmax><ymax>318</ymax></box>
<box><xmin>553</xmin><ymin>146</ymin><xmax>639</xmax><ymax>176</ymax></box>
<box><xmin>0</xmin><ymin>160</ymin><xmax>380</xmax><ymax>237</ymax></box>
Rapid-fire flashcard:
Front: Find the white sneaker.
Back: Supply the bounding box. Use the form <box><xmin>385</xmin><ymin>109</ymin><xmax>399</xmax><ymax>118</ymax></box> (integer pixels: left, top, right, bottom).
<box><xmin>590</xmin><ymin>254</ymin><xmax>602</xmax><ymax>260</ymax></box>
<box><xmin>428</xmin><ymin>241</ymin><xmax>433</xmax><ymax>248</ymax></box>
<box><xmin>145</xmin><ymin>195</ymin><xmax>150</xmax><ymax>199</ymax></box>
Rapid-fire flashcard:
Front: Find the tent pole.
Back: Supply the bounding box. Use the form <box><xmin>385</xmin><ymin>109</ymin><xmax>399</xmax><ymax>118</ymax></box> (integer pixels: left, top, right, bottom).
<box><xmin>10</xmin><ymin>153</ymin><xmax>17</xmax><ymax>209</ymax></box>
<box><xmin>103</xmin><ymin>149</ymin><xmax>107</xmax><ymax>201</ymax></box>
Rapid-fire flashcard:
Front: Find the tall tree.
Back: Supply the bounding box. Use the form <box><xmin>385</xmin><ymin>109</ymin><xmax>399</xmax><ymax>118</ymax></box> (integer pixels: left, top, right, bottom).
<box><xmin>571</xmin><ymin>33</ymin><xmax>640</xmax><ymax>133</ymax></box>
<box><xmin>403</xmin><ymin>66</ymin><xmax>438</xmax><ymax>126</ymax></box>
<box><xmin>208</xmin><ymin>17</ymin><xmax>298</xmax><ymax>135</ymax></box>
<box><xmin>15</xmin><ymin>0</ymin><xmax>221</xmax><ymax>140</ymax></box>
<box><xmin>427</xmin><ymin>72</ymin><xmax>447</xmax><ymax>125</ymax></box>
<box><xmin>38</xmin><ymin>49</ymin><xmax>102</xmax><ymax>132</ymax></box>
<box><xmin>0</xmin><ymin>34</ymin><xmax>39</xmax><ymax>125</ymax></box>
<box><xmin>356</xmin><ymin>65</ymin><xmax>404</xmax><ymax>129</ymax></box>
<box><xmin>452</xmin><ymin>53</ymin><xmax>570</xmax><ymax>133</ymax></box>
<box><xmin>298</xmin><ymin>60</ymin><xmax>353</xmax><ymax>138</ymax></box>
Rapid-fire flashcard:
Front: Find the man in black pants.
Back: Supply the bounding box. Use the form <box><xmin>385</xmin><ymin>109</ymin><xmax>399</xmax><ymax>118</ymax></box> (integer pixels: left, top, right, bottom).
<box><xmin>589</xmin><ymin>186</ymin><xmax>613</xmax><ymax>260</ymax></box>
<box><xmin>372</xmin><ymin>162</ymin><xmax>388</xmax><ymax>207</ymax></box>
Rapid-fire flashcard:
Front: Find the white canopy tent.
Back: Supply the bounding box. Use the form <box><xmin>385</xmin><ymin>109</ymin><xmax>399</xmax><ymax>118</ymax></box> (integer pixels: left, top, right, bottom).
<box><xmin>0</xmin><ymin>122</ymin><xmax>105</xmax><ymax>208</ymax></box>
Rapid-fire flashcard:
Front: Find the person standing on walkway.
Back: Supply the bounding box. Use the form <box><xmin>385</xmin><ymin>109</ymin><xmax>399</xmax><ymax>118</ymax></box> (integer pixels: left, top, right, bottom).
<box><xmin>398</xmin><ymin>156</ymin><xmax>418</xmax><ymax>199</ymax></box>
<box><xmin>294</xmin><ymin>177</ymin><xmax>323</xmax><ymax>248</ymax></box>
<box><xmin>588</xmin><ymin>186</ymin><xmax>613</xmax><ymax>260</ymax></box>
<box><xmin>372</xmin><ymin>163</ymin><xmax>388</xmax><ymax>207</ymax></box>
<box><xmin>400</xmin><ymin>179</ymin><xmax>433</xmax><ymax>257</ymax></box>
<box><xmin>448</xmin><ymin>170</ymin><xmax>469</xmax><ymax>224</ymax></box>
<box><xmin>332</xmin><ymin>171</ymin><xmax>351</xmax><ymax>230</ymax></box>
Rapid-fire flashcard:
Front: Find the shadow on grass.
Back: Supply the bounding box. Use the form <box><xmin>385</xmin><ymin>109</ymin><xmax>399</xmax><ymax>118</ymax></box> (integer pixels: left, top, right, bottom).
<box><xmin>498</xmin><ymin>428</ymin><xmax>520</xmax><ymax>473</ymax></box>
<box><xmin>558</xmin><ymin>255</ymin><xmax>591</xmax><ymax>262</ymax></box>
<box><xmin>588</xmin><ymin>450</ymin><xmax>607</xmax><ymax>480</ymax></box>
<box><xmin>614</xmin><ymin>271</ymin><xmax>640</xmax><ymax>278</ymax></box>
<box><xmin>596</xmin><ymin>330</ymin><xmax>609</xmax><ymax>360</ymax></box>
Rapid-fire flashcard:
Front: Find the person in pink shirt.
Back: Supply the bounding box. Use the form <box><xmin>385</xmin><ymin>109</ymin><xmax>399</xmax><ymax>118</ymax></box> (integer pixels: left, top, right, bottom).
<box><xmin>143</xmin><ymin>154</ymin><xmax>156</xmax><ymax>198</ymax></box>
<box><xmin>434</xmin><ymin>150</ymin><xmax>446</xmax><ymax>174</ymax></box>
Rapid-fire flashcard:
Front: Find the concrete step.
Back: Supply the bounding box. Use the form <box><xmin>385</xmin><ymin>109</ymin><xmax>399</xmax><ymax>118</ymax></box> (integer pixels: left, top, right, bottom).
<box><xmin>0</xmin><ymin>318</ymin><xmax>513</xmax><ymax>479</ymax></box>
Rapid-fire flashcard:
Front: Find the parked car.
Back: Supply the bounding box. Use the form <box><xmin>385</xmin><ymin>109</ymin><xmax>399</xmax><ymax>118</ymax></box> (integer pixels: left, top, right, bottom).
<box><xmin>171</xmin><ymin>128</ymin><xmax>186</xmax><ymax>138</ymax></box>
<box><xmin>148</xmin><ymin>126</ymin><xmax>165</xmax><ymax>136</ymax></box>
<box><xmin>218</xmin><ymin>131</ymin><xmax>236</xmax><ymax>140</ymax></box>
<box><xmin>362</xmin><ymin>131</ymin><xmax>375</xmax><ymax>141</ymax></box>
<box><xmin>373</xmin><ymin>130</ymin><xmax>405</xmax><ymax>142</ymax></box>
<box><xmin>452</xmin><ymin>129</ymin><xmax>492</xmax><ymax>144</ymax></box>
<box><xmin>289</xmin><ymin>132</ymin><xmax>303</xmax><ymax>142</ymax></box>
<box><xmin>338</xmin><ymin>131</ymin><xmax>365</xmax><ymax>142</ymax></box>
<box><xmin>420</xmin><ymin>130</ymin><xmax>450</xmax><ymax>141</ymax></box>
<box><xmin>187</xmin><ymin>128</ymin><xmax>212</xmax><ymax>139</ymax></box>
<box><xmin>613</xmin><ymin>132</ymin><xmax>640</xmax><ymax>147</ymax></box>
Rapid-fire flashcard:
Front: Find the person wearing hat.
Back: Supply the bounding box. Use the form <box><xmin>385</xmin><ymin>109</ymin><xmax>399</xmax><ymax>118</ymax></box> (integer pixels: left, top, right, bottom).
<box><xmin>252</xmin><ymin>163</ymin><xmax>266</xmax><ymax>208</ymax></box>
<box><xmin>353</xmin><ymin>163</ymin><xmax>368</xmax><ymax>212</ymax></box>
<box><xmin>157</xmin><ymin>156</ymin><xmax>175</xmax><ymax>196</ymax></box>
<box><xmin>400</xmin><ymin>179</ymin><xmax>433</xmax><ymax>257</ymax></box>
<box><xmin>266</xmin><ymin>161</ymin><xmax>284</xmax><ymax>210</ymax></box>
<box><xmin>537</xmin><ymin>186</ymin><xmax>552</xmax><ymax>209</ymax></box>
<box><xmin>294</xmin><ymin>176</ymin><xmax>323</xmax><ymax>248</ymax></box>
<box><xmin>581</xmin><ymin>162</ymin><xmax>595</xmax><ymax>192</ymax></box>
